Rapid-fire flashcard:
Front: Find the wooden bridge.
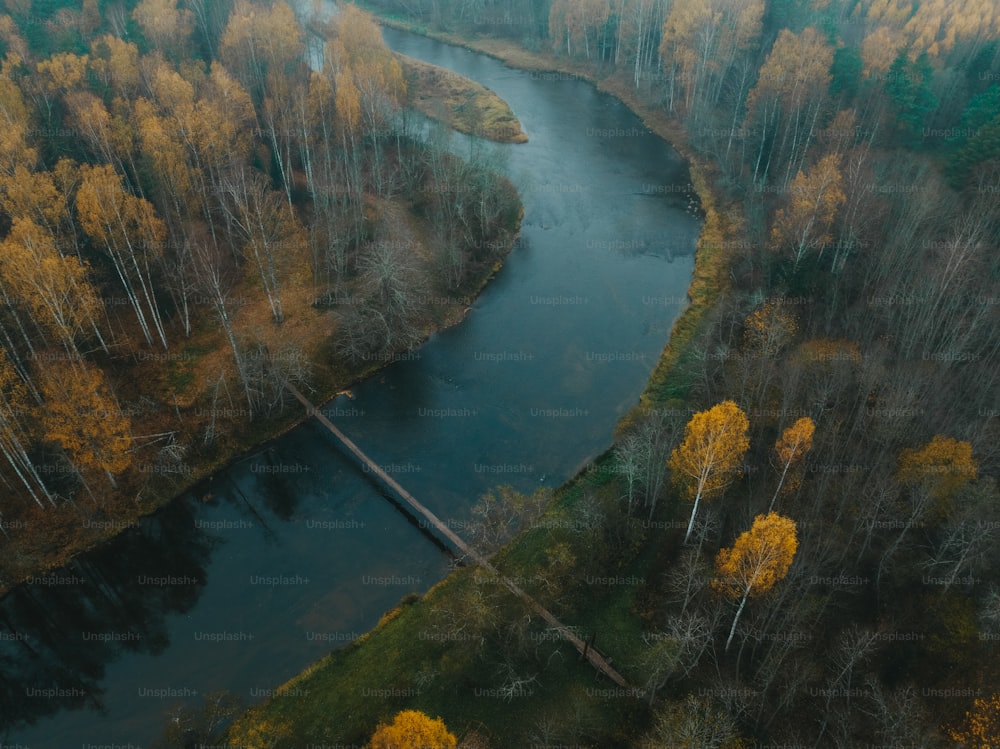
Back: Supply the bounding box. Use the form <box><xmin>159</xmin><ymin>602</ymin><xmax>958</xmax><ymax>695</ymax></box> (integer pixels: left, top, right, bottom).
<box><xmin>284</xmin><ymin>383</ymin><xmax>639</xmax><ymax>693</ymax></box>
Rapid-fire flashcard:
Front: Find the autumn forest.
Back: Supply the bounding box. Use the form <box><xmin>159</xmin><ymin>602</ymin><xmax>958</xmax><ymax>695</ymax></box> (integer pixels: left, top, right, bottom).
<box><xmin>2</xmin><ymin>0</ymin><xmax>1000</xmax><ymax>747</ymax></box>
<box><xmin>0</xmin><ymin>0</ymin><xmax>520</xmax><ymax>588</ymax></box>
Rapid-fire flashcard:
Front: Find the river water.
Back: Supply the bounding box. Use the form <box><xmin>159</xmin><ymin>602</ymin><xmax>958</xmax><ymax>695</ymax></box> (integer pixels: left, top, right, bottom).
<box><xmin>0</xmin><ymin>26</ymin><xmax>699</xmax><ymax>748</ymax></box>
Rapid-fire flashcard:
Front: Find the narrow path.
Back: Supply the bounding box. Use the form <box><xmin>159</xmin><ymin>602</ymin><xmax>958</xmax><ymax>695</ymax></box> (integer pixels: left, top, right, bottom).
<box><xmin>285</xmin><ymin>383</ymin><xmax>639</xmax><ymax>692</ymax></box>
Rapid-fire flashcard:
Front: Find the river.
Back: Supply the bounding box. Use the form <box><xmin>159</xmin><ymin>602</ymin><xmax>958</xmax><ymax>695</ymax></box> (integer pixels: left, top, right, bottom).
<box><xmin>0</xmin><ymin>25</ymin><xmax>699</xmax><ymax>748</ymax></box>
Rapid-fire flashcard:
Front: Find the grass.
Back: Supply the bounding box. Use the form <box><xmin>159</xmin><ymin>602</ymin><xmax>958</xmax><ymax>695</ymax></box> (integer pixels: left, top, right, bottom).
<box><xmin>227</xmin><ymin>462</ymin><xmax>653</xmax><ymax>749</ymax></box>
<box><xmin>398</xmin><ymin>53</ymin><xmax>527</xmax><ymax>143</ymax></box>
<box><xmin>356</xmin><ymin>0</ymin><xmax>743</xmax><ymax>417</ymax></box>
<box><xmin>232</xmin><ymin>12</ymin><xmax>751</xmax><ymax>749</ymax></box>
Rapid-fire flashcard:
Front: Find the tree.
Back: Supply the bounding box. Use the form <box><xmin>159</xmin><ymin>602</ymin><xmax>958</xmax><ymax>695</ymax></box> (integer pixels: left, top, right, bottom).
<box><xmin>922</xmin><ymin>478</ymin><xmax>1000</xmax><ymax>593</ymax></box>
<box><xmin>876</xmin><ymin>434</ymin><xmax>977</xmax><ymax>588</ymax></box>
<box><xmin>88</xmin><ymin>35</ymin><xmax>141</xmax><ymax>97</ymax></box>
<box><xmin>741</xmin><ymin>299</ymin><xmax>798</xmax><ymax>405</ymax></box>
<box><xmin>0</xmin><ymin>347</ymin><xmax>55</xmax><ymax>508</ymax></box>
<box><xmin>639</xmin><ymin>612</ymin><xmax>713</xmax><ymax>703</ymax></box>
<box><xmin>218</xmin><ymin>0</ymin><xmax>305</xmax><ymax>100</ymax></box>
<box><xmin>668</xmin><ymin>400</ymin><xmax>750</xmax><ymax>543</ymax></box>
<box><xmin>188</xmin><ymin>226</ymin><xmax>257</xmax><ymax>420</ymax></box>
<box><xmin>327</xmin><ymin>4</ymin><xmax>405</xmax><ymax>198</ymax></box>
<box><xmin>220</xmin><ymin>166</ymin><xmax>306</xmax><ymax>323</ymax></box>
<box><xmin>769</xmin><ymin>153</ymin><xmax>846</xmax><ymax>269</ymax></box>
<box><xmin>468</xmin><ymin>485</ymin><xmax>551</xmax><ymax>557</ymax></box>
<box><xmin>947</xmin><ymin>694</ymin><xmax>1000</xmax><ymax>748</ymax></box>
<box><xmin>884</xmin><ymin>51</ymin><xmax>937</xmax><ymax>147</ymax></box>
<box><xmin>640</xmin><ymin>694</ymin><xmax>744</xmax><ymax>749</ymax></box>
<box><xmin>0</xmin><ymin>71</ymin><xmax>38</xmax><ymax>175</ymax></box>
<box><xmin>896</xmin><ymin>434</ymin><xmax>977</xmax><ymax>507</ymax></box>
<box><xmin>658</xmin><ymin>0</ymin><xmax>764</xmax><ymax>119</ymax></box>
<box><xmin>0</xmin><ymin>165</ymin><xmax>63</xmax><ymax>234</ymax></box>
<box><xmin>615</xmin><ymin>407</ymin><xmax>683</xmax><ymax>520</ymax></box>
<box><xmin>769</xmin><ymin>417</ymin><xmax>814</xmax><ymax>511</ymax></box>
<box><xmin>549</xmin><ymin>0</ymin><xmax>611</xmax><ymax>61</ymax></box>
<box><xmin>712</xmin><ymin>512</ymin><xmax>798</xmax><ymax>651</ymax></box>
<box><xmin>744</xmin><ymin>27</ymin><xmax>834</xmax><ymax>187</ymax></box>
<box><xmin>367</xmin><ymin>709</ymin><xmax>457</xmax><ymax>749</ymax></box>
<box><xmin>37</xmin><ymin>361</ymin><xmax>132</xmax><ymax>487</ymax></box>
<box><xmin>76</xmin><ymin>163</ymin><xmax>169</xmax><ymax>349</ymax></box>
<box><xmin>336</xmin><ymin>233</ymin><xmax>428</xmax><ymax>363</ymax></box>
<box><xmin>34</xmin><ymin>52</ymin><xmax>89</xmax><ymax>121</ymax></box>
<box><xmin>65</xmin><ymin>91</ymin><xmax>141</xmax><ymax>186</ymax></box>
<box><xmin>131</xmin><ymin>0</ymin><xmax>194</xmax><ymax>60</ymax></box>
<box><xmin>0</xmin><ymin>216</ymin><xmax>104</xmax><ymax>356</ymax></box>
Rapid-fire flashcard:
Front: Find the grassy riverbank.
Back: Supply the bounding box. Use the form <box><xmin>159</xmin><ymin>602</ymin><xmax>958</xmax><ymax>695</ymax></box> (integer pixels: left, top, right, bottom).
<box><xmin>222</xmin><ymin>15</ymin><xmax>748</xmax><ymax>749</ymax></box>
<box><xmin>398</xmin><ymin>53</ymin><xmax>527</xmax><ymax>143</ymax></box>
<box><xmin>359</xmin><ymin>1</ymin><xmax>739</xmax><ymax>412</ymax></box>
<box><xmin>0</xmin><ymin>182</ymin><xmax>522</xmax><ymax>599</ymax></box>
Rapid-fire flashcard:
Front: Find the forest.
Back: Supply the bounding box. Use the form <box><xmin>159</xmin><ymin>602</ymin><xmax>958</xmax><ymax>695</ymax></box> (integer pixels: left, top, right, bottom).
<box><xmin>214</xmin><ymin>0</ymin><xmax>1000</xmax><ymax>747</ymax></box>
<box><xmin>0</xmin><ymin>0</ymin><xmax>520</xmax><ymax>590</ymax></box>
<box><xmin>0</xmin><ymin>0</ymin><xmax>998</xmax><ymax>746</ymax></box>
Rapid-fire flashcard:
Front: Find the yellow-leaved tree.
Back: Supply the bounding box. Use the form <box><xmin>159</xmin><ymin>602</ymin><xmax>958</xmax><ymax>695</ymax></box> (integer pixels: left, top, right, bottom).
<box><xmin>668</xmin><ymin>401</ymin><xmax>750</xmax><ymax>543</ymax></box>
<box><xmin>0</xmin><ymin>347</ymin><xmax>56</xmax><ymax>508</ymax></box>
<box><xmin>38</xmin><ymin>361</ymin><xmax>132</xmax><ymax>487</ymax></box>
<box><xmin>0</xmin><ymin>216</ymin><xmax>104</xmax><ymax>356</ymax></box>
<box><xmin>328</xmin><ymin>3</ymin><xmax>405</xmax><ymax>135</ymax></box>
<box><xmin>131</xmin><ymin>0</ymin><xmax>193</xmax><ymax>61</ymax></box>
<box><xmin>76</xmin><ymin>163</ymin><xmax>168</xmax><ymax>349</ymax></box>
<box><xmin>897</xmin><ymin>434</ymin><xmax>977</xmax><ymax>507</ymax></box>
<box><xmin>770</xmin><ymin>153</ymin><xmax>846</xmax><ymax>269</ymax></box>
<box><xmin>947</xmin><ymin>693</ymin><xmax>1000</xmax><ymax>748</ymax></box>
<box><xmin>367</xmin><ymin>709</ymin><xmax>457</xmax><ymax>749</ymax></box>
<box><xmin>712</xmin><ymin>512</ymin><xmax>798</xmax><ymax>651</ymax></box>
<box><xmin>742</xmin><ymin>299</ymin><xmax>798</xmax><ymax>404</ymax></box>
<box><xmin>769</xmin><ymin>417</ymin><xmax>815</xmax><ymax>511</ymax></box>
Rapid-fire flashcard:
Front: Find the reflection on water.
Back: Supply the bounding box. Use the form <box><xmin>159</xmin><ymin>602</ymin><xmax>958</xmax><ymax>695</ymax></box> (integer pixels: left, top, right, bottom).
<box><xmin>2</xmin><ymin>25</ymin><xmax>699</xmax><ymax>747</ymax></box>
<box><xmin>0</xmin><ymin>499</ymin><xmax>213</xmax><ymax>731</ymax></box>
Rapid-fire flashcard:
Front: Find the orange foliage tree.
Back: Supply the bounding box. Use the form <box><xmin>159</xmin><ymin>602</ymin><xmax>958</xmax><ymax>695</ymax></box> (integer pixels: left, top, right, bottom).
<box><xmin>712</xmin><ymin>512</ymin><xmax>798</xmax><ymax>651</ymax></box>
<box><xmin>947</xmin><ymin>693</ymin><xmax>1000</xmax><ymax>748</ymax></box>
<box><xmin>744</xmin><ymin>27</ymin><xmax>834</xmax><ymax>186</ymax></box>
<box><xmin>668</xmin><ymin>400</ymin><xmax>750</xmax><ymax>543</ymax></box>
<box><xmin>896</xmin><ymin>434</ymin><xmax>977</xmax><ymax>507</ymax></box>
<box><xmin>76</xmin><ymin>163</ymin><xmax>168</xmax><ymax>349</ymax></box>
<box><xmin>0</xmin><ymin>217</ymin><xmax>104</xmax><ymax>356</ymax></box>
<box><xmin>37</xmin><ymin>361</ymin><xmax>132</xmax><ymax>487</ymax></box>
<box><xmin>769</xmin><ymin>417</ymin><xmax>815</xmax><ymax>511</ymax></box>
<box><xmin>770</xmin><ymin>153</ymin><xmax>846</xmax><ymax>269</ymax></box>
<box><xmin>367</xmin><ymin>709</ymin><xmax>457</xmax><ymax>749</ymax></box>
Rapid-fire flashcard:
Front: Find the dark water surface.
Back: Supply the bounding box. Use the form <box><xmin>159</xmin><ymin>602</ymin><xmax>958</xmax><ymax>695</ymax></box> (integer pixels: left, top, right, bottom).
<box><xmin>1</xmin><ymin>26</ymin><xmax>699</xmax><ymax>747</ymax></box>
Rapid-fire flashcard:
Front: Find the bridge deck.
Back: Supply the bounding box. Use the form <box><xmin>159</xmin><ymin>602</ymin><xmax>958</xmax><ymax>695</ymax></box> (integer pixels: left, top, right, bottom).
<box><xmin>284</xmin><ymin>383</ymin><xmax>637</xmax><ymax>692</ymax></box>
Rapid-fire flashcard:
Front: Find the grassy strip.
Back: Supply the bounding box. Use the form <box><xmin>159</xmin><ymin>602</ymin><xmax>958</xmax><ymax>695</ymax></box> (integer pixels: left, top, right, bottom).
<box><xmin>227</xmin><ymin>460</ymin><xmax>651</xmax><ymax>748</ymax></box>
<box><xmin>355</xmin><ymin>1</ymin><xmax>741</xmax><ymax>414</ymax></box>
<box><xmin>224</xmin><ymin>14</ymin><xmax>748</xmax><ymax>749</ymax></box>
<box><xmin>398</xmin><ymin>53</ymin><xmax>527</xmax><ymax>143</ymax></box>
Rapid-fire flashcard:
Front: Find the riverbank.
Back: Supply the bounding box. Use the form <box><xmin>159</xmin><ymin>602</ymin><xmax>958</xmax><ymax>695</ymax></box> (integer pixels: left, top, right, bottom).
<box><xmin>224</xmin><ymin>17</ymin><xmax>745</xmax><ymax>749</ymax></box>
<box><xmin>0</xmin><ymin>174</ymin><xmax>523</xmax><ymax>599</ymax></box>
<box><xmin>398</xmin><ymin>53</ymin><xmax>527</xmax><ymax>143</ymax></box>
<box><xmin>355</xmin><ymin>2</ymin><xmax>739</xmax><ymax>414</ymax></box>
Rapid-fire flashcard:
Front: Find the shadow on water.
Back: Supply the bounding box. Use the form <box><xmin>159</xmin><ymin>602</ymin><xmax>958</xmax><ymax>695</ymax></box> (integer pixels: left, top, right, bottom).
<box><xmin>0</xmin><ymin>498</ymin><xmax>214</xmax><ymax>733</ymax></box>
<box><xmin>2</xmin><ymin>21</ymin><xmax>700</xmax><ymax>746</ymax></box>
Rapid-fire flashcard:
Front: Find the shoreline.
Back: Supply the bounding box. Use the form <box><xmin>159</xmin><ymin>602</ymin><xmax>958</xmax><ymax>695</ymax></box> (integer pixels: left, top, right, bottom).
<box><xmin>361</xmin><ymin>7</ymin><xmax>737</xmax><ymax>422</ymax></box>
<box><xmin>0</xmin><ymin>192</ymin><xmax>523</xmax><ymax>600</ymax></box>
<box><xmin>224</xmin><ymin>15</ymin><xmax>744</xmax><ymax>747</ymax></box>
<box><xmin>397</xmin><ymin>52</ymin><xmax>528</xmax><ymax>143</ymax></box>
